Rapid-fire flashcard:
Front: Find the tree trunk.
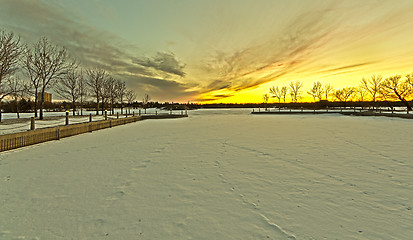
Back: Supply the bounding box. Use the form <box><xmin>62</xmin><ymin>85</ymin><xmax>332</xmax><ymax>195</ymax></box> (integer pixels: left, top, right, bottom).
<box><xmin>15</xmin><ymin>98</ymin><xmax>20</xmax><ymax>118</ymax></box>
<box><xmin>34</xmin><ymin>91</ymin><xmax>38</xmax><ymax>117</ymax></box>
<box><xmin>72</xmin><ymin>100</ymin><xmax>76</xmax><ymax>116</ymax></box>
<box><xmin>80</xmin><ymin>96</ymin><xmax>83</xmax><ymax>116</ymax></box>
<box><xmin>394</xmin><ymin>91</ymin><xmax>412</xmax><ymax>111</ymax></box>
<box><xmin>111</xmin><ymin>99</ymin><xmax>114</xmax><ymax>115</ymax></box>
<box><xmin>96</xmin><ymin>96</ymin><xmax>99</xmax><ymax>115</ymax></box>
<box><xmin>39</xmin><ymin>94</ymin><xmax>44</xmax><ymax>120</ymax></box>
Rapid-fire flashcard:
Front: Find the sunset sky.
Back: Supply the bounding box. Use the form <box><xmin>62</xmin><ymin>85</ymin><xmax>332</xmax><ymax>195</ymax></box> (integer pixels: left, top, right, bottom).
<box><xmin>1</xmin><ymin>0</ymin><xmax>413</xmax><ymax>103</ymax></box>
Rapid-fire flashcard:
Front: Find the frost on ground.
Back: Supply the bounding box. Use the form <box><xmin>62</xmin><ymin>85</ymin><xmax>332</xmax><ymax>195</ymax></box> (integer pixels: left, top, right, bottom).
<box><xmin>0</xmin><ymin>109</ymin><xmax>412</xmax><ymax>239</ymax></box>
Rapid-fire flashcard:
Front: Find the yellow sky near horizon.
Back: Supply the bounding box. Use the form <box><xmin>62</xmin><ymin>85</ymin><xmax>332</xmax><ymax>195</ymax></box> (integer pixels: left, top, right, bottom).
<box><xmin>1</xmin><ymin>0</ymin><xmax>413</xmax><ymax>104</ymax></box>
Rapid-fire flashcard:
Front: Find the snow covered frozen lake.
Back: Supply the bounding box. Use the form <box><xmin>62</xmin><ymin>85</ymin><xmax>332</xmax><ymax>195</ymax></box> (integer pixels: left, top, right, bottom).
<box><xmin>1</xmin><ymin>109</ymin><xmax>412</xmax><ymax>239</ymax></box>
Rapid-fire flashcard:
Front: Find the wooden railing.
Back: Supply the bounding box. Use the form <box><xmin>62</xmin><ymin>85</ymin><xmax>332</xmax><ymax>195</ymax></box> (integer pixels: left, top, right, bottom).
<box><xmin>0</xmin><ymin>114</ymin><xmax>187</xmax><ymax>152</ymax></box>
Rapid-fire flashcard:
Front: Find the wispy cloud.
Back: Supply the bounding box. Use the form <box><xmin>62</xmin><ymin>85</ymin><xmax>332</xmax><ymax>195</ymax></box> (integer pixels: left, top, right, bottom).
<box><xmin>2</xmin><ymin>0</ymin><xmax>413</xmax><ymax>102</ymax></box>
<box><xmin>196</xmin><ymin>0</ymin><xmax>413</xmax><ymax>100</ymax></box>
<box><xmin>133</xmin><ymin>52</ymin><xmax>186</xmax><ymax>77</ymax></box>
<box><xmin>0</xmin><ymin>0</ymin><xmax>192</xmax><ymax>101</ymax></box>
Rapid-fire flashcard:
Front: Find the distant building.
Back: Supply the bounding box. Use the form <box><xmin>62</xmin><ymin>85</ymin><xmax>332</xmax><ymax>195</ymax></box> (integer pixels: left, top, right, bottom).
<box><xmin>37</xmin><ymin>92</ymin><xmax>52</xmax><ymax>103</ymax></box>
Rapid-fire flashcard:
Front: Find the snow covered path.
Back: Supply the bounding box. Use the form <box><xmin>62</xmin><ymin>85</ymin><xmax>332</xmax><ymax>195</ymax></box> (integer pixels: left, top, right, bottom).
<box><xmin>1</xmin><ymin>109</ymin><xmax>412</xmax><ymax>239</ymax></box>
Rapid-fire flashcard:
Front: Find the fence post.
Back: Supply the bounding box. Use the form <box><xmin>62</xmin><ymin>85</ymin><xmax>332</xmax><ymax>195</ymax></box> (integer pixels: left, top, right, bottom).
<box><xmin>156</xmin><ymin>111</ymin><xmax>157</xmax><ymax>115</ymax></box>
<box><xmin>105</xmin><ymin>110</ymin><xmax>108</xmax><ymax>120</ymax></box>
<box><xmin>181</xmin><ymin>110</ymin><xmax>183</xmax><ymax>115</ymax></box>
<box><xmin>65</xmin><ymin>111</ymin><xmax>69</xmax><ymax>125</ymax></box>
<box><xmin>126</xmin><ymin>112</ymin><xmax>128</xmax><ymax>118</ymax></box>
<box><xmin>89</xmin><ymin>114</ymin><xmax>92</xmax><ymax>122</ymax></box>
<box><xmin>30</xmin><ymin>117</ymin><xmax>35</xmax><ymax>130</ymax></box>
<box><xmin>139</xmin><ymin>109</ymin><xmax>141</xmax><ymax>116</ymax></box>
<box><xmin>132</xmin><ymin>111</ymin><xmax>135</xmax><ymax>117</ymax></box>
<box><xmin>117</xmin><ymin>112</ymin><xmax>119</xmax><ymax>119</ymax></box>
<box><xmin>170</xmin><ymin>109</ymin><xmax>172</xmax><ymax>115</ymax></box>
<box><xmin>57</xmin><ymin>128</ymin><xmax>60</xmax><ymax>140</ymax></box>
<box><xmin>185</xmin><ymin>109</ymin><xmax>187</xmax><ymax>115</ymax></box>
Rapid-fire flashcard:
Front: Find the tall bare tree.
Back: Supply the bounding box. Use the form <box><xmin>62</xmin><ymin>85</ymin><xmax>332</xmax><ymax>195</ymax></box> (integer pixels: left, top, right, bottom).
<box><xmin>334</xmin><ymin>87</ymin><xmax>355</xmax><ymax>103</ymax></box>
<box><xmin>104</xmin><ymin>76</ymin><xmax>117</xmax><ymax>115</ymax></box>
<box><xmin>78</xmin><ymin>69</ymin><xmax>87</xmax><ymax>116</ymax></box>
<box><xmin>289</xmin><ymin>81</ymin><xmax>302</xmax><ymax>103</ymax></box>
<box><xmin>381</xmin><ymin>75</ymin><xmax>412</xmax><ymax>111</ymax></box>
<box><xmin>356</xmin><ymin>85</ymin><xmax>367</xmax><ymax>102</ymax></box>
<box><xmin>361</xmin><ymin>75</ymin><xmax>383</xmax><ymax>107</ymax></box>
<box><xmin>55</xmin><ymin>65</ymin><xmax>81</xmax><ymax>115</ymax></box>
<box><xmin>116</xmin><ymin>80</ymin><xmax>127</xmax><ymax>114</ymax></box>
<box><xmin>0</xmin><ymin>30</ymin><xmax>22</xmax><ymax>98</ymax></box>
<box><xmin>406</xmin><ymin>73</ymin><xmax>413</xmax><ymax>92</ymax></box>
<box><xmin>23</xmin><ymin>46</ymin><xmax>40</xmax><ymax>117</ymax></box>
<box><xmin>26</xmin><ymin>37</ymin><xmax>72</xmax><ymax>119</ymax></box>
<box><xmin>262</xmin><ymin>93</ymin><xmax>269</xmax><ymax>110</ymax></box>
<box><xmin>269</xmin><ymin>86</ymin><xmax>282</xmax><ymax>103</ymax></box>
<box><xmin>86</xmin><ymin>68</ymin><xmax>106</xmax><ymax>115</ymax></box>
<box><xmin>126</xmin><ymin>89</ymin><xmax>136</xmax><ymax>114</ymax></box>
<box><xmin>142</xmin><ymin>93</ymin><xmax>150</xmax><ymax>114</ymax></box>
<box><xmin>7</xmin><ymin>77</ymin><xmax>27</xmax><ymax>118</ymax></box>
<box><xmin>0</xmin><ymin>30</ymin><xmax>23</xmax><ymax>121</ymax></box>
<box><xmin>323</xmin><ymin>83</ymin><xmax>334</xmax><ymax>101</ymax></box>
<box><xmin>307</xmin><ymin>81</ymin><xmax>323</xmax><ymax>102</ymax></box>
<box><xmin>281</xmin><ymin>86</ymin><xmax>288</xmax><ymax>103</ymax></box>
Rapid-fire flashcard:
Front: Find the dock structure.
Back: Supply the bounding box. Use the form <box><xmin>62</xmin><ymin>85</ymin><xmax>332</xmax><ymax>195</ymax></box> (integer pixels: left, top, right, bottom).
<box><xmin>251</xmin><ymin>109</ymin><xmax>413</xmax><ymax>119</ymax></box>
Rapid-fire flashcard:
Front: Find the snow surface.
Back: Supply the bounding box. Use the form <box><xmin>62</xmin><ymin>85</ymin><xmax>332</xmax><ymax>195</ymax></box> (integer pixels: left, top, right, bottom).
<box><xmin>1</xmin><ymin>109</ymin><xmax>412</xmax><ymax>239</ymax></box>
<box><xmin>0</xmin><ymin>108</ymin><xmax>170</xmax><ymax>135</ymax></box>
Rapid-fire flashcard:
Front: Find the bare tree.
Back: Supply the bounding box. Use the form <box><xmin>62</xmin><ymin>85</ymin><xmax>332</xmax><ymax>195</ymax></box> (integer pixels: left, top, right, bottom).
<box><xmin>142</xmin><ymin>93</ymin><xmax>150</xmax><ymax>114</ymax></box>
<box><xmin>381</xmin><ymin>75</ymin><xmax>412</xmax><ymax>111</ymax></box>
<box><xmin>281</xmin><ymin>86</ymin><xmax>288</xmax><ymax>103</ymax></box>
<box><xmin>262</xmin><ymin>93</ymin><xmax>269</xmax><ymax>110</ymax></box>
<box><xmin>0</xmin><ymin>30</ymin><xmax>23</xmax><ymax>120</ymax></box>
<box><xmin>356</xmin><ymin>85</ymin><xmax>367</xmax><ymax>102</ymax></box>
<box><xmin>55</xmin><ymin>65</ymin><xmax>81</xmax><ymax>115</ymax></box>
<box><xmin>361</xmin><ymin>75</ymin><xmax>383</xmax><ymax>107</ymax></box>
<box><xmin>78</xmin><ymin>69</ymin><xmax>87</xmax><ymax>116</ymax></box>
<box><xmin>103</xmin><ymin>76</ymin><xmax>118</xmax><ymax>115</ymax></box>
<box><xmin>334</xmin><ymin>87</ymin><xmax>355</xmax><ymax>103</ymax></box>
<box><xmin>289</xmin><ymin>81</ymin><xmax>302</xmax><ymax>103</ymax></box>
<box><xmin>23</xmin><ymin>46</ymin><xmax>40</xmax><ymax>117</ymax></box>
<box><xmin>269</xmin><ymin>86</ymin><xmax>282</xmax><ymax>103</ymax></box>
<box><xmin>0</xmin><ymin>30</ymin><xmax>22</xmax><ymax>98</ymax></box>
<box><xmin>86</xmin><ymin>68</ymin><xmax>106</xmax><ymax>115</ymax></box>
<box><xmin>126</xmin><ymin>89</ymin><xmax>136</xmax><ymax>114</ymax></box>
<box><xmin>26</xmin><ymin>37</ymin><xmax>72</xmax><ymax>119</ymax></box>
<box><xmin>116</xmin><ymin>80</ymin><xmax>127</xmax><ymax>114</ymax></box>
<box><xmin>406</xmin><ymin>73</ymin><xmax>413</xmax><ymax>96</ymax></box>
<box><xmin>7</xmin><ymin>77</ymin><xmax>27</xmax><ymax>118</ymax></box>
<box><xmin>323</xmin><ymin>83</ymin><xmax>334</xmax><ymax>101</ymax></box>
<box><xmin>307</xmin><ymin>81</ymin><xmax>323</xmax><ymax>102</ymax></box>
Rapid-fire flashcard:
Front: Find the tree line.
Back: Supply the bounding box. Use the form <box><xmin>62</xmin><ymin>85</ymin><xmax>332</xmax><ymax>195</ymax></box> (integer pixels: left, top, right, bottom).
<box><xmin>264</xmin><ymin>74</ymin><xmax>413</xmax><ymax>110</ymax></box>
<box><xmin>0</xmin><ymin>30</ymin><xmax>142</xmax><ymax>120</ymax></box>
